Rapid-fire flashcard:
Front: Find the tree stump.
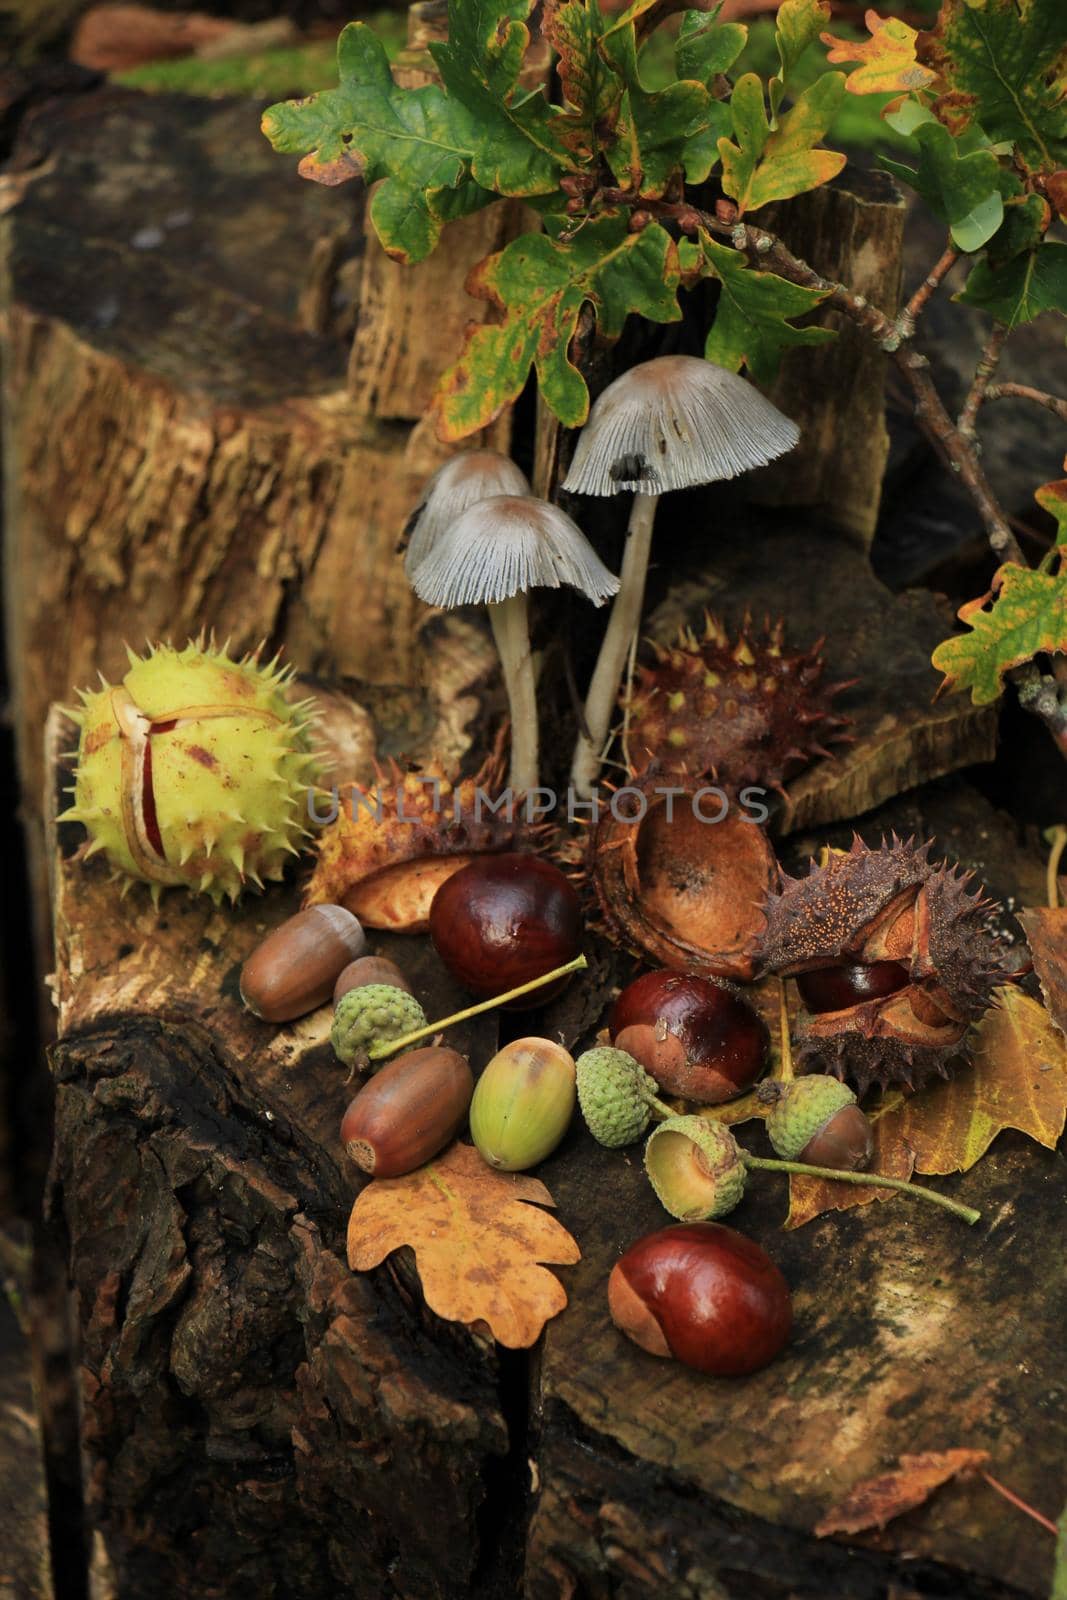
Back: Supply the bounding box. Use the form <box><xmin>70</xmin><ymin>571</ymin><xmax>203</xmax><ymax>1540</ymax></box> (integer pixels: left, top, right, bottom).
<box><xmin>46</xmin><ymin>672</ymin><xmax>1065</xmax><ymax>1600</ymax></box>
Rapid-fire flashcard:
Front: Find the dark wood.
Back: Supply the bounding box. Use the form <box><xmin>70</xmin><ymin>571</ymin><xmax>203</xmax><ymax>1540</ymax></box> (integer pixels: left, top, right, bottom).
<box><xmin>751</xmin><ymin>169</ymin><xmax>907</xmax><ymax>549</ymax></box>
<box><xmin>530</xmin><ymin>780</ymin><xmax>1058</xmax><ymax>1600</ymax></box>
<box><xmin>0</xmin><ymin>1243</ymin><xmax>54</xmax><ymax>1600</ymax></box>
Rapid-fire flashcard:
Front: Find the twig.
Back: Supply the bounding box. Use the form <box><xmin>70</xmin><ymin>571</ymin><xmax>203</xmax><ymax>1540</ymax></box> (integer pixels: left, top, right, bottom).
<box><xmin>980</xmin><ymin>1472</ymin><xmax>1059</xmax><ymax>1537</ymax></box>
<box><xmin>897</xmin><ymin>237</ymin><xmax>960</xmax><ymax>339</ymax></box>
<box><xmin>959</xmin><ymin>325</ymin><xmax>1009</xmax><ymax>441</ymax></box>
<box><xmin>983</xmin><ymin>382</ymin><xmax>1067</xmax><ymax>425</ymax></box>
<box><xmin>1046</xmin><ymin>826</ymin><xmax>1067</xmax><ymax>910</ymax></box>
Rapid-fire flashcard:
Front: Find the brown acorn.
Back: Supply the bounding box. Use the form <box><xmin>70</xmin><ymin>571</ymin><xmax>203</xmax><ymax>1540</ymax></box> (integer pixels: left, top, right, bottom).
<box><xmin>340</xmin><ymin>1046</ymin><xmax>473</xmax><ymax>1177</ymax></box>
<box><xmin>627</xmin><ymin>612</ymin><xmax>852</xmax><ymax>793</ymax></box>
<box><xmin>758</xmin><ymin>835</ymin><xmax>1010</xmax><ymax>1093</ymax></box>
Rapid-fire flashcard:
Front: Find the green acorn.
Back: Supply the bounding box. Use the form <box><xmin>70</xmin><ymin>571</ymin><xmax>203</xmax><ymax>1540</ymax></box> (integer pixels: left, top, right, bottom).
<box><xmin>332</xmin><ymin>984</ymin><xmax>427</xmax><ymax>1071</ymax></box>
<box><xmin>644</xmin><ymin>1115</ymin><xmax>748</xmax><ymax>1221</ymax></box>
<box><xmin>758</xmin><ymin>1076</ymin><xmax>873</xmax><ymax>1171</ymax></box>
<box><xmin>575</xmin><ymin>1046</ymin><xmax>672</xmax><ymax>1147</ymax></box>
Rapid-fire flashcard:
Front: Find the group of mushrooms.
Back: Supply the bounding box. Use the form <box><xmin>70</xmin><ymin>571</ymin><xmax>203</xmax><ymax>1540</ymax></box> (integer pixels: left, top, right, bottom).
<box><xmin>405</xmin><ymin>355</ymin><xmax>800</xmax><ymax>796</ymax></box>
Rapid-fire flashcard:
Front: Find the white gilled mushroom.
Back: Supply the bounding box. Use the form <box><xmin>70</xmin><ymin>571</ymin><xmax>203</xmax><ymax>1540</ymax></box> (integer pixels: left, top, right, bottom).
<box><xmin>410</xmin><ymin>495</ymin><xmax>619</xmax><ymax>794</ymax></box>
<box><xmin>563</xmin><ymin>355</ymin><xmax>800</xmax><ymax>796</ymax></box>
<box><xmin>403</xmin><ymin>450</ymin><xmax>531</xmax><ymax>579</ymax></box>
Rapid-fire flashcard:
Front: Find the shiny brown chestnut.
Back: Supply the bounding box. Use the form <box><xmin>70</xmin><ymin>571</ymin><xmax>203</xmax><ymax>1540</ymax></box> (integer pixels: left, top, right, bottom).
<box><xmin>240</xmin><ymin>904</ymin><xmax>366</xmax><ymax>1022</ymax></box>
<box><xmin>794</xmin><ymin>961</ymin><xmax>910</xmax><ymax>1014</ymax></box>
<box><xmin>340</xmin><ymin>1046</ymin><xmax>473</xmax><ymax>1178</ymax></box>
<box><xmin>429</xmin><ymin>853</ymin><xmax>582</xmax><ymax>1009</ymax></box>
<box><xmin>608</xmin><ymin>1222</ymin><xmax>792</xmax><ymax>1376</ymax></box>
<box><xmin>609</xmin><ymin>971</ymin><xmax>769</xmax><ymax>1104</ymax></box>
<box><xmin>333</xmin><ymin>955</ymin><xmax>413</xmax><ymax>1006</ymax></box>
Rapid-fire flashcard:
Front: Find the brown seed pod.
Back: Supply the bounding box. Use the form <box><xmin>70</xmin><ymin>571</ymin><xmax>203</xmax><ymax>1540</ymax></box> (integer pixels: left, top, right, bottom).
<box><xmin>758</xmin><ymin>834</ymin><xmax>1010</xmax><ymax>1093</ymax></box>
<box><xmin>588</xmin><ymin>770</ymin><xmax>777</xmax><ymax>981</ymax></box>
<box><xmin>627</xmin><ymin>612</ymin><xmax>852</xmax><ymax>793</ymax></box>
<box><xmin>304</xmin><ymin>748</ymin><xmax>532</xmax><ymax>933</ymax></box>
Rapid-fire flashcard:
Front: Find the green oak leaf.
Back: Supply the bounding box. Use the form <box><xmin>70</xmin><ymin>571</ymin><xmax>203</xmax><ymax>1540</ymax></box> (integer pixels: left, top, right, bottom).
<box><xmin>1035</xmin><ymin>475</ymin><xmax>1067</xmax><ymax>546</ymax></box>
<box><xmin>696</xmin><ymin>233</ymin><xmax>835</xmax><ymax>383</ymax></box>
<box><xmin>428</xmin><ymin>0</ymin><xmax>573</xmax><ymax>194</ymax></box>
<box><xmin>434</xmin><ymin>216</ymin><xmax>682</xmax><ymax>438</ymax></box>
<box><xmin>675</xmin><ymin>9</ymin><xmax>748</xmax><ymax>83</ymax></box>
<box><xmin>879</xmin><ymin>121</ymin><xmax>1007</xmax><ymax>253</ymax></box>
<box><xmin>541</xmin><ymin>0</ymin><xmax>622</xmax><ymax>160</ymax></box>
<box><xmin>955</xmin><ymin>240</ymin><xmax>1067</xmax><ymax>326</ymax></box>
<box><xmin>932</xmin><ymin>562</ymin><xmax>1067</xmax><ymax>704</ymax></box>
<box><xmin>719</xmin><ymin>70</ymin><xmax>847</xmax><ymax>214</ymax></box>
<box><xmin>925</xmin><ymin>0</ymin><xmax>1067</xmax><ymax>173</ymax></box>
<box><xmin>987</xmin><ymin>193</ymin><xmax>1051</xmax><ymax>266</ymax></box>
<box><xmin>600</xmin><ymin>11</ymin><xmax>713</xmax><ymax>196</ymax></box>
<box><xmin>770</xmin><ymin>0</ymin><xmax>830</xmax><ymax>124</ymax></box>
<box><xmin>262</xmin><ymin>23</ymin><xmax>489</xmax><ymax>263</ymax></box>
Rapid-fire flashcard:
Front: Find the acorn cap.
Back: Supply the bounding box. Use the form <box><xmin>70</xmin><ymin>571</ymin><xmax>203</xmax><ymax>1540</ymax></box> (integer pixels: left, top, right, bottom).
<box><xmin>561</xmin><ymin>354</ymin><xmax>800</xmax><ymax>497</ymax></box>
<box><xmin>644</xmin><ymin>1115</ymin><xmax>747</xmax><ymax>1221</ymax></box>
<box><xmin>575</xmin><ymin>1045</ymin><xmax>660</xmax><ymax>1148</ymax></box>
<box><xmin>404</xmin><ymin>451</ymin><xmax>531</xmax><ymax>579</ymax></box>
<box><xmin>331</xmin><ymin>984</ymin><xmax>427</xmax><ymax>1070</ymax></box>
<box><xmin>409</xmin><ymin>494</ymin><xmax>619</xmax><ymax>609</ymax></box>
<box><xmin>762</xmin><ymin>1075</ymin><xmax>859</xmax><ymax>1162</ymax></box>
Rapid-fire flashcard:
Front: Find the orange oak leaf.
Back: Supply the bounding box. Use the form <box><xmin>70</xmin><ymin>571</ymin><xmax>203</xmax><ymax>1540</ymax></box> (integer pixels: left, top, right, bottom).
<box><xmin>783</xmin><ymin>986</ymin><xmax>1067</xmax><ymax>1227</ymax></box>
<box><xmin>821</xmin><ymin>10</ymin><xmax>937</xmax><ymax>96</ymax></box>
<box><xmin>815</xmin><ymin>1449</ymin><xmax>990</xmax><ymax>1537</ymax></box>
<box><xmin>1019</xmin><ymin>907</ymin><xmax>1067</xmax><ymax>1039</ymax></box>
<box><xmin>347</xmin><ymin>1141</ymin><xmax>581</xmax><ymax>1349</ymax></box>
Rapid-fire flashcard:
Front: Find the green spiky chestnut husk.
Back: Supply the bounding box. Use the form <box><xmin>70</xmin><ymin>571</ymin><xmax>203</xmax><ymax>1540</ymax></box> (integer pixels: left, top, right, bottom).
<box><xmin>60</xmin><ymin>639</ymin><xmax>319</xmax><ymax>903</ymax></box>
<box><xmin>576</xmin><ymin>1046</ymin><xmax>663</xmax><ymax>1148</ymax></box>
<box><xmin>644</xmin><ymin>1115</ymin><xmax>748</xmax><ymax>1221</ymax></box>
<box><xmin>331</xmin><ymin>985</ymin><xmax>427</xmax><ymax>1071</ymax></box>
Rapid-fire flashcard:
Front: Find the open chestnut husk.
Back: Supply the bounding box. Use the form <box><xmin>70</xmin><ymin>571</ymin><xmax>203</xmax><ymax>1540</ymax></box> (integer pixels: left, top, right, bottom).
<box><xmin>590</xmin><ymin>771</ymin><xmax>776</xmax><ymax>981</ymax></box>
<box><xmin>305</xmin><ymin>753</ymin><xmax>527</xmax><ymax>933</ymax></box>
<box><xmin>609</xmin><ymin>970</ymin><xmax>769</xmax><ymax>1104</ymax></box>
<box><xmin>759</xmin><ymin>835</ymin><xmax>1012</xmax><ymax>1093</ymax></box>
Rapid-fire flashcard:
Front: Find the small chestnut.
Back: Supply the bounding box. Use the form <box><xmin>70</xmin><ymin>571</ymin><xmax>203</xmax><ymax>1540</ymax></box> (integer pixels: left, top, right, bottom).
<box><xmin>340</xmin><ymin>1046</ymin><xmax>473</xmax><ymax>1178</ymax></box>
<box><xmin>608</xmin><ymin>1222</ymin><xmax>792</xmax><ymax>1376</ymax></box>
<box><xmin>795</xmin><ymin>961</ymin><xmax>910</xmax><ymax>1014</ymax></box>
<box><xmin>429</xmin><ymin>853</ymin><xmax>582</xmax><ymax>1008</ymax></box>
<box><xmin>609</xmin><ymin>970</ymin><xmax>768</xmax><ymax>1104</ymax></box>
<box><xmin>334</xmin><ymin>955</ymin><xmax>413</xmax><ymax>1006</ymax></box>
<box><xmin>240</xmin><ymin>904</ymin><xmax>366</xmax><ymax>1022</ymax></box>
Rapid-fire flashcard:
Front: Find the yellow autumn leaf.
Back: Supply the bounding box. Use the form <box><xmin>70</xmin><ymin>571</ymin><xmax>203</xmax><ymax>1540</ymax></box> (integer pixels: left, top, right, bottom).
<box><xmin>347</xmin><ymin>1141</ymin><xmax>581</xmax><ymax>1348</ymax></box>
<box><xmin>821</xmin><ymin>9</ymin><xmax>937</xmax><ymax>96</ymax></box>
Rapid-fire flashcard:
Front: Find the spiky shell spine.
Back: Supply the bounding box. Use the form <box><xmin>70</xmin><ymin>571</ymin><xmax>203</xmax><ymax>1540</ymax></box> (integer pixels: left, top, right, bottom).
<box><xmin>61</xmin><ymin>640</ymin><xmax>318</xmax><ymax>904</ymax></box>
<box><xmin>627</xmin><ymin>612</ymin><xmax>851</xmax><ymax>792</ymax></box>
<box><xmin>759</xmin><ymin>835</ymin><xmax>1008</xmax><ymax>1093</ymax></box>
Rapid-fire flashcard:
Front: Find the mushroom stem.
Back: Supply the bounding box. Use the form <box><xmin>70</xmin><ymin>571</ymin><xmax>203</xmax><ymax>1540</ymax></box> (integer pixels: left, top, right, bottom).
<box><xmin>571</xmin><ymin>492</ymin><xmax>659</xmax><ymax>798</ymax></box>
<box><xmin>488</xmin><ymin>592</ymin><xmax>539</xmax><ymax>794</ymax></box>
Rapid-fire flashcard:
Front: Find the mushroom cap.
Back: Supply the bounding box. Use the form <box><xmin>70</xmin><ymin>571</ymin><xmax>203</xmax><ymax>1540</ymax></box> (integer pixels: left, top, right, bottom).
<box><xmin>562</xmin><ymin>354</ymin><xmax>800</xmax><ymax>496</ymax></box>
<box><xmin>410</xmin><ymin>495</ymin><xmax>620</xmax><ymax>609</ymax></box>
<box><xmin>404</xmin><ymin>450</ymin><xmax>531</xmax><ymax>577</ymax></box>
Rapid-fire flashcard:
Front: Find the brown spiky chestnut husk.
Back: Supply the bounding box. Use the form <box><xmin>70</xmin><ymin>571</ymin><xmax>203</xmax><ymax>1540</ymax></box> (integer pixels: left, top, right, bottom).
<box><xmin>588</xmin><ymin>769</ymin><xmax>777</xmax><ymax>981</ymax></box>
<box><xmin>305</xmin><ymin>748</ymin><xmax>537</xmax><ymax>932</ymax></box>
<box><xmin>627</xmin><ymin>612</ymin><xmax>852</xmax><ymax>792</ymax></box>
<box><xmin>758</xmin><ymin>835</ymin><xmax>1010</xmax><ymax>1094</ymax></box>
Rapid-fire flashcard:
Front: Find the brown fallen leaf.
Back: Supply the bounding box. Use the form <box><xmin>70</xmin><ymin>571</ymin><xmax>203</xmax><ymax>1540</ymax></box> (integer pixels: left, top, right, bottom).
<box><xmin>815</xmin><ymin>1449</ymin><xmax>990</xmax><ymax>1537</ymax></box>
<box><xmin>1019</xmin><ymin>907</ymin><xmax>1067</xmax><ymax>1040</ymax></box>
<box><xmin>347</xmin><ymin>1142</ymin><xmax>580</xmax><ymax>1349</ymax></box>
<box><xmin>784</xmin><ymin>986</ymin><xmax>1067</xmax><ymax>1227</ymax></box>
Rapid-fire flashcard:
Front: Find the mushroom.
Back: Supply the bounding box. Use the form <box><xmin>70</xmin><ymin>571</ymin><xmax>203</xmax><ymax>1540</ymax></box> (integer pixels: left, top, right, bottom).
<box><xmin>562</xmin><ymin>355</ymin><xmax>800</xmax><ymax>797</ymax></box>
<box><xmin>403</xmin><ymin>450</ymin><xmax>531</xmax><ymax>579</ymax></box>
<box><xmin>410</xmin><ymin>494</ymin><xmax>619</xmax><ymax>794</ymax></box>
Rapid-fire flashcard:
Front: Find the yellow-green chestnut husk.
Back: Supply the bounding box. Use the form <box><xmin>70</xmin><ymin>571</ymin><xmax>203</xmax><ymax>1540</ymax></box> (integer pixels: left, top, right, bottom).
<box><xmin>469</xmin><ymin>1037</ymin><xmax>576</xmax><ymax>1171</ymax></box>
<box><xmin>60</xmin><ymin>638</ymin><xmax>319</xmax><ymax>903</ymax></box>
